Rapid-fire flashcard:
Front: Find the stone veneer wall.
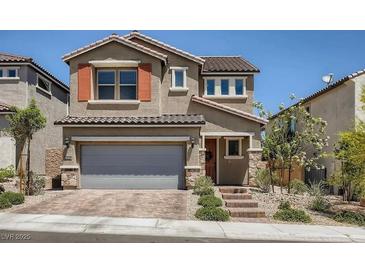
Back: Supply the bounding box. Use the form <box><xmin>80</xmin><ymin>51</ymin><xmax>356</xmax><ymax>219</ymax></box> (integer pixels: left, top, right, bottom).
<box><xmin>185</xmin><ymin>149</ymin><xmax>206</xmax><ymax>189</ymax></box>
<box><xmin>61</xmin><ymin>168</ymin><xmax>79</xmax><ymax>189</ymax></box>
<box><xmin>45</xmin><ymin>148</ymin><xmax>63</xmax><ymax>189</ymax></box>
<box><xmin>248</xmin><ymin>150</ymin><xmax>266</xmax><ymax>186</ymax></box>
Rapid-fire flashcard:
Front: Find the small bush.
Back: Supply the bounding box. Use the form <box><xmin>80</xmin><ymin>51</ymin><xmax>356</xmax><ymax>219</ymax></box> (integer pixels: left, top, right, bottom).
<box><xmin>255</xmin><ymin>169</ymin><xmax>272</xmax><ymax>193</ymax></box>
<box><xmin>273</xmin><ymin>208</ymin><xmax>311</xmax><ymax>223</ymax></box>
<box><xmin>198</xmin><ymin>195</ymin><xmax>223</xmax><ymax>207</ymax></box>
<box><xmin>278</xmin><ymin>200</ymin><xmax>291</xmax><ymax>210</ymax></box>
<box><xmin>0</xmin><ymin>195</ymin><xmax>12</xmax><ymax>209</ymax></box>
<box><xmin>1</xmin><ymin>191</ymin><xmax>25</xmax><ymax>205</ymax></box>
<box><xmin>290</xmin><ymin>179</ymin><xmax>308</xmax><ymax>195</ymax></box>
<box><xmin>0</xmin><ymin>165</ymin><xmax>15</xmax><ymax>183</ymax></box>
<box><xmin>25</xmin><ymin>174</ymin><xmax>45</xmax><ymax>196</ymax></box>
<box><xmin>195</xmin><ymin>207</ymin><xmax>229</xmax><ymax>221</ymax></box>
<box><xmin>308</xmin><ymin>181</ymin><xmax>327</xmax><ymax>197</ymax></box>
<box><xmin>310</xmin><ymin>195</ymin><xmax>331</xmax><ymax>212</ymax></box>
<box><xmin>0</xmin><ymin>184</ymin><xmax>5</xmax><ymax>194</ymax></box>
<box><xmin>193</xmin><ymin>176</ymin><xmax>214</xmax><ymax>196</ymax></box>
<box><xmin>333</xmin><ymin>211</ymin><xmax>365</xmax><ymax>226</ymax></box>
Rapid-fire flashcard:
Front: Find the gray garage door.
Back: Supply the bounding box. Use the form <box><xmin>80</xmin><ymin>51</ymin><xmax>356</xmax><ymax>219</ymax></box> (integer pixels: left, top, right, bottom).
<box><xmin>80</xmin><ymin>144</ymin><xmax>184</xmax><ymax>189</ymax></box>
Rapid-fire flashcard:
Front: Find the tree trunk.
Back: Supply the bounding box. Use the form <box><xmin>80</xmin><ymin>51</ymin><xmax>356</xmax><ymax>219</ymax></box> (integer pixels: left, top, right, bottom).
<box><xmin>280</xmin><ymin>167</ymin><xmax>284</xmax><ymax>194</ymax></box>
<box><xmin>26</xmin><ymin>138</ymin><xmax>31</xmax><ymax>196</ymax></box>
<box><xmin>288</xmin><ymin>164</ymin><xmax>292</xmax><ymax>194</ymax></box>
<box><xmin>268</xmin><ymin>162</ymin><xmax>275</xmax><ymax>193</ymax></box>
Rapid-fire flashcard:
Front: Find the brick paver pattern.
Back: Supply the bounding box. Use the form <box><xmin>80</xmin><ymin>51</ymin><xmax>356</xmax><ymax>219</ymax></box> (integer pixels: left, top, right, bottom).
<box><xmin>13</xmin><ymin>190</ymin><xmax>187</xmax><ymax>220</ymax></box>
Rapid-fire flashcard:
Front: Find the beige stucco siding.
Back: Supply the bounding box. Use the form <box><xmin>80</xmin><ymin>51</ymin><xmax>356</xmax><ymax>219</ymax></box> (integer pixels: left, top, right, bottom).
<box><xmin>355</xmin><ymin>74</ymin><xmax>365</xmax><ymax>123</ymax></box>
<box><xmin>68</xmin><ymin>41</ymin><xmax>163</xmax><ymax>117</ymax></box>
<box><xmin>62</xmin><ymin>126</ymin><xmax>201</xmax><ymax>167</ymax></box>
<box><xmin>303</xmin><ymin>81</ymin><xmax>356</xmax><ymax>178</ymax></box>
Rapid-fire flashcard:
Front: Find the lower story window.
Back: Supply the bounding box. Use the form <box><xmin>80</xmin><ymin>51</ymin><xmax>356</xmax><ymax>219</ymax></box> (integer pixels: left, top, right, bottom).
<box><xmin>228</xmin><ymin>140</ymin><xmax>240</xmax><ymax>156</ymax></box>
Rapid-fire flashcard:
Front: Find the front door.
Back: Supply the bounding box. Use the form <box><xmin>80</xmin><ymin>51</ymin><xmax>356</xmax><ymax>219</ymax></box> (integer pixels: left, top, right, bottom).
<box><xmin>205</xmin><ymin>139</ymin><xmax>217</xmax><ymax>184</ymax></box>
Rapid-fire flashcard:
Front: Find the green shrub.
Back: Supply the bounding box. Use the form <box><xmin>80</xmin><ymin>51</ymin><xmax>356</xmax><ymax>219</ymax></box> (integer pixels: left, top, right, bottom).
<box><xmin>290</xmin><ymin>179</ymin><xmax>308</xmax><ymax>194</ymax></box>
<box><xmin>308</xmin><ymin>181</ymin><xmax>327</xmax><ymax>197</ymax></box>
<box><xmin>0</xmin><ymin>195</ymin><xmax>12</xmax><ymax>209</ymax></box>
<box><xmin>1</xmin><ymin>191</ymin><xmax>25</xmax><ymax>205</ymax></box>
<box><xmin>255</xmin><ymin>169</ymin><xmax>272</xmax><ymax>193</ymax></box>
<box><xmin>0</xmin><ymin>165</ymin><xmax>15</xmax><ymax>183</ymax></box>
<box><xmin>198</xmin><ymin>195</ymin><xmax>223</xmax><ymax>207</ymax></box>
<box><xmin>309</xmin><ymin>195</ymin><xmax>331</xmax><ymax>212</ymax></box>
<box><xmin>195</xmin><ymin>207</ymin><xmax>229</xmax><ymax>221</ymax></box>
<box><xmin>273</xmin><ymin>208</ymin><xmax>311</xmax><ymax>223</ymax></box>
<box><xmin>333</xmin><ymin>211</ymin><xmax>365</xmax><ymax>226</ymax></box>
<box><xmin>193</xmin><ymin>176</ymin><xmax>214</xmax><ymax>196</ymax></box>
<box><xmin>278</xmin><ymin>200</ymin><xmax>291</xmax><ymax>210</ymax></box>
<box><xmin>25</xmin><ymin>174</ymin><xmax>45</xmax><ymax>196</ymax></box>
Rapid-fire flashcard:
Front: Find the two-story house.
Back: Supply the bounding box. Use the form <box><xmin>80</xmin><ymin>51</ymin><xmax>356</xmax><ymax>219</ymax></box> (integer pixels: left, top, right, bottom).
<box><xmin>55</xmin><ymin>31</ymin><xmax>267</xmax><ymax>190</ymax></box>
<box><xmin>0</xmin><ymin>53</ymin><xmax>69</xmax><ymax>188</ymax></box>
<box><xmin>269</xmin><ymin>69</ymin><xmax>365</xmax><ymax>185</ymax></box>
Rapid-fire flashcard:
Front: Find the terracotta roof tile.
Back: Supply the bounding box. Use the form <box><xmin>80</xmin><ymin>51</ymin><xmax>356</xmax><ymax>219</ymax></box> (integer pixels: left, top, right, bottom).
<box><xmin>201</xmin><ymin>56</ymin><xmax>259</xmax><ymax>73</ymax></box>
<box><xmin>55</xmin><ymin>114</ymin><xmax>205</xmax><ymax>126</ymax></box>
<box><xmin>0</xmin><ymin>52</ymin><xmax>32</xmax><ymax>62</ymax></box>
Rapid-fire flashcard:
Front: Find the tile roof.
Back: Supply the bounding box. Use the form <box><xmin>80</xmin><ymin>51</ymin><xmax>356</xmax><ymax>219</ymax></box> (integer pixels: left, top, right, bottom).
<box><xmin>201</xmin><ymin>56</ymin><xmax>260</xmax><ymax>73</ymax></box>
<box><xmin>270</xmin><ymin>68</ymin><xmax>365</xmax><ymax>119</ymax></box>
<box><xmin>62</xmin><ymin>34</ymin><xmax>168</xmax><ymax>63</ymax></box>
<box><xmin>0</xmin><ymin>102</ymin><xmax>13</xmax><ymax>113</ymax></box>
<box><xmin>191</xmin><ymin>95</ymin><xmax>268</xmax><ymax>125</ymax></box>
<box><xmin>55</xmin><ymin>114</ymin><xmax>205</xmax><ymax>126</ymax></box>
<box><xmin>124</xmin><ymin>31</ymin><xmax>205</xmax><ymax>64</ymax></box>
<box><xmin>0</xmin><ymin>52</ymin><xmax>69</xmax><ymax>92</ymax></box>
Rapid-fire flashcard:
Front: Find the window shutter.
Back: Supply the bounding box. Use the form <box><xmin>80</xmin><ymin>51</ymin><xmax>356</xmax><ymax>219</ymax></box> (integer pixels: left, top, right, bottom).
<box><xmin>138</xmin><ymin>64</ymin><xmax>152</xmax><ymax>102</ymax></box>
<box><xmin>78</xmin><ymin>64</ymin><xmax>92</xmax><ymax>101</ymax></box>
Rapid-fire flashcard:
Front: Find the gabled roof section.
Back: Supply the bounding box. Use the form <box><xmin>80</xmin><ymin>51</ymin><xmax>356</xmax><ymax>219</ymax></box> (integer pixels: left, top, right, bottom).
<box><xmin>62</xmin><ymin>34</ymin><xmax>168</xmax><ymax>64</ymax></box>
<box><xmin>192</xmin><ymin>95</ymin><xmax>268</xmax><ymax>125</ymax></box>
<box><xmin>0</xmin><ymin>52</ymin><xmax>69</xmax><ymax>92</ymax></box>
<box><xmin>0</xmin><ymin>101</ymin><xmax>14</xmax><ymax>113</ymax></box>
<box><xmin>270</xmin><ymin>68</ymin><xmax>365</xmax><ymax>119</ymax></box>
<box><xmin>200</xmin><ymin>56</ymin><xmax>260</xmax><ymax>74</ymax></box>
<box><xmin>54</xmin><ymin>114</ymin><xmax>205</xmax><ymax>126</ymax></box>
<box><xmin>124</xmin><ymin>31</ymin><xmax>205</xmax><ymax>65</ymax></box>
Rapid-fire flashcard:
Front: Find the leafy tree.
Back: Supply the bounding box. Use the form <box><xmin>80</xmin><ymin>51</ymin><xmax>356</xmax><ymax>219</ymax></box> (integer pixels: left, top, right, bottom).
<box><xmin>5</xmin><ymin>99</ymin><xmax>46</xmax><ymax>194</ymax></box>
<box><xmin>254</xmin><ymin>94</ymin><xmax>329</xmax><ymax>193</ymax></box>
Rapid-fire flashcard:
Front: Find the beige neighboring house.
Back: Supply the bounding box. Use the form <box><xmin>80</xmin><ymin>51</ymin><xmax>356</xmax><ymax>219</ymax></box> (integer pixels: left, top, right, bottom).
<box><xmin>270</xmin><ymin>69</ymin><xmax>365</xmax><ymax>184</ymax></box>
<box><xmin>0</xmin><ymin>53</ymin><xmax>69</xmax><ymax>188</ymax></box>
<box><xmin>55</xmin><ymin>31</ymin><xmax>267</xmax><ymax>190</ymax></box>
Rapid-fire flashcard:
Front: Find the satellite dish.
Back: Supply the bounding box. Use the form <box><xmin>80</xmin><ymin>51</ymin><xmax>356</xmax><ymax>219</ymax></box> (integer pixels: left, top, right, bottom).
<box><xmin>322</xmin><ymin>73</ymin><xmax>334</xmax><ymax>86</ymax></box>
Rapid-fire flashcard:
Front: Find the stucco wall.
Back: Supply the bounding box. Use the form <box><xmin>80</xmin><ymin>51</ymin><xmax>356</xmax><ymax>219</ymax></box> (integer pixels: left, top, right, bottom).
<box><xmin>303</xmin><ymin>81</ymin><xmax>356</xmax><ymax>178</ymax></box>
<box><xmin>354</xmin><ymin>74</ymin><xmax>365</xmax><ymax>123</ymax></box>
<box><xmin>0</xmin><ymin>115</ymin><xmax>15</xmax><ymax>168</ymax></box>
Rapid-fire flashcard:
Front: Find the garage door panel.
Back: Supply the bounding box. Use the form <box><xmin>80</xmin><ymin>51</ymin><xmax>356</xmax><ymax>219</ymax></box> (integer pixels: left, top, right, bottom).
<box><xmin>81</xmin><ymin>145</ymin><xmax>184</xmax><ymax>189</ymax></box>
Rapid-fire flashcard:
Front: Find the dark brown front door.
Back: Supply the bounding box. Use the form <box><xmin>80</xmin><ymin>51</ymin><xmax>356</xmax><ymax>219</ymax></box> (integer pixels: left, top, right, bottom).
<box><xmin>205</xmin><ymin>139</ymin><xmax>217</xmax><ymax>184</ymax></box>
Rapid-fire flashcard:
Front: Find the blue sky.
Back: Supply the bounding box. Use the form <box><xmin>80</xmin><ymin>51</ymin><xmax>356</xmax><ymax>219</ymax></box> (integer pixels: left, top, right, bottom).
<box><xmin>1</xmin><ymin>30</ymin><xmax>364</xmax><ymax>113</ymax></box>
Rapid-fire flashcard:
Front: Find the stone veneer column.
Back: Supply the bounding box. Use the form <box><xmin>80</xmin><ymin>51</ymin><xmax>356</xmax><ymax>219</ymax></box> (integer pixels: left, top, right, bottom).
<box><xmin>185</xmin><ymin>148</ymin><xmax>206</xmax><ymax>189</ymax></box>
<box><xmin>199</xmin><ymin>149</ymin><xmax>206</xmax><ymax>176</ymax></box>
<box><xmin>248</xmin><ymin>149</ymin><xmax>266</xmax><ymax>186</ymax></box>
<box><xmin>45</xmin><ymin>148</ymin><xmax>64</xmax><ymax>189</ymax></box>
<box><xmin>60</xmin><ymin>141</ymin><xmax>79</xmax><ymax>189</ymax></box>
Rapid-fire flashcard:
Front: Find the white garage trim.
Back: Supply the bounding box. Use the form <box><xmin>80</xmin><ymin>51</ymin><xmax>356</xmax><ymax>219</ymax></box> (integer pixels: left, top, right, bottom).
<box><xmin>71</xmin><ymin>136</ymin><xmax>191</xmax><ymax>142</ymax></box>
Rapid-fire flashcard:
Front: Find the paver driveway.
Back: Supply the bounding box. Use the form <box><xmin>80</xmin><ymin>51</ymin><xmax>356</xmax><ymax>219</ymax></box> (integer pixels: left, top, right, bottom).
<box><xmin>13</xmin><ymin>190</ymin><xmax>188</xmax><ymax>220</ymax></box>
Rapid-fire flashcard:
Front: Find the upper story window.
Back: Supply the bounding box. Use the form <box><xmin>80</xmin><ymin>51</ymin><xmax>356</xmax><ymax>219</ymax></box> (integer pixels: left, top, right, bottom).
<box><xmin>0</xmin><ymin>67</ymin><xmax>19</xmax><ymax>79</ymax></box>
<box><xmin>204</xmin><ymin>77</ymin><xmax>247</xmax><ymax>98</ymax></box>
<box><xmin>36</xmin><ymin>74</ymin><xmax>52</xmax><ymax>94</ymax></box>
<box><xmin>97</xmin><ymin>69</ymin><xmax>138</xmax><ymax>100</ymax></box>
<box><xmin>120</xmin><ymin>70</ymin><xmax>137</xmax><ymax>100</ymax></box>
<box><xmin>206</xmin><ymin>79</ymin><xmax>215</xmax><ymax>95</ymax></box>
<box><xmin>170</xmin><ymin>67</ymin><xmax>188</xmax><ymax>91</ymax></box>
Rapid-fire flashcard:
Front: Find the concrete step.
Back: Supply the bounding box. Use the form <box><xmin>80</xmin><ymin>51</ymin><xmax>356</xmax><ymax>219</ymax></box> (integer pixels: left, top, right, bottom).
<box><xmin>228</xmin><ymin>208</ymin><xmax>266</xmax><ymax>218</ymax></box>
<box><xmin>225</xmin><ymin>200</ymin><xmax>258</xmax><ymax>208</ymax></box>
<box><xmin>219</xmin><ymin>187</ymin><xmax>248</xmax><ymax>194</ymax></box>
<box><xmin>221</xmin><ymin>193</ymin><xmax>252</xmax><ymax>200</ymax></box>
<box><xmin>231</xmin><ymin>217</ymin><xmax>269</xmax><ymax>223</ymax></box>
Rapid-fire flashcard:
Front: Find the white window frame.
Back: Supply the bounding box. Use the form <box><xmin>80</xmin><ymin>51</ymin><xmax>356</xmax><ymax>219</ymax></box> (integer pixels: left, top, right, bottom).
<box><xmin>224</xmin><ymin>137</ymin><xmax>244</xmax><ymax>159</ymax></box>
<box><xmin>0</xmin><ymin>67</ymin><xmax>20</xmax><ymax>80</ymax></box>
<box><xmin>97</xmin><ymin>69</ymin><xmax>116</xmax><ymax>100</ymax></box>
<box><xmin>36</xmin><ymin>73</ymin><xmax>52</xmax><ymax>95</ymax></box>
<box><xmin>119</xmin><ymin>69</ymin><xmax>138</xmax><ymax>100</ymax></box>
<box><xmin>203</xmin><ymin>76</ymin><xmax>247</xmax><ymax>98</ymax></box>
<box><xmin>170</xmin><ymin>66</ymin><xmax>188</xmax><ymax>92</ymax></box>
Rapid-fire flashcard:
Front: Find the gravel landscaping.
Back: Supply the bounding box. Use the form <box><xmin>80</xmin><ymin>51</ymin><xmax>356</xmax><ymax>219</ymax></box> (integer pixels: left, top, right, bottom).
<box><xmin>251</xmin><ymin>187</ymin><xmax>365</xmax><ymax>226</ymax></box>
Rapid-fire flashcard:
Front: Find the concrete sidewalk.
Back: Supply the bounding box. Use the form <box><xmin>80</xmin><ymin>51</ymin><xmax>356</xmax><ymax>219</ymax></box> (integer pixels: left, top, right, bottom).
<box><xmin>0</xmin><ymin>212</ymin><xmax>364</xmax><ymax>242</ymax></box>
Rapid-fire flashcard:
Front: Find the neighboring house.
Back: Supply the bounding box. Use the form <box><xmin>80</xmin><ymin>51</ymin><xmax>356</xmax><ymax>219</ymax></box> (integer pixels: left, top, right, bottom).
<box><xmin>269</xmin><ymin>69</ymin><xmax>365</xmax><ymax>184</ymax></box>
<box><xmin>55</xmin><ymin>31</ymin><xmax>267</xmax><ymax>190</ymax></box>
<box><xmin>0</xmin><ymin>52</ymin><xmax>69</xmax><ymax>188</ymax></box>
